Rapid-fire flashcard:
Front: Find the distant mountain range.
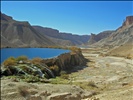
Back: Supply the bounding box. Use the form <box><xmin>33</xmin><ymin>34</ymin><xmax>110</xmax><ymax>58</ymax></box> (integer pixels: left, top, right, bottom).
<box><xmin>1</xmin><ymin>12</ymin><xmax>90</xmax><ymax>48</ymax></box>
<box><xmin>1</xmin><ymin>12</ymin><xmax>133</xmax><ymax>55</ymax></box>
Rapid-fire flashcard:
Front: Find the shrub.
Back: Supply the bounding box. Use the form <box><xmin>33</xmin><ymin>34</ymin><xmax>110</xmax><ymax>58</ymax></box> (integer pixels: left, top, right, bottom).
<box><xmin>126</xmin><ymin>54</ymin><xmax>133</xmax><ymax>59</ymax></box>
<box><xmin>60</xmin><ymin>74</ymin><xmax>69</xmax><ymax>79</ymax></box>
<box><xmin>3</xmin><ymin>57</ymin><xmax>16</xmax><ymax>66</ymax></box>
<box><xmin>31</xmin><ymin>57</ymin><xmax>42</xmax><ymax>64</ymax></box>
<box><xmin>69</xmin><ymin>46</ymin><xmax>81</xmax><ymax>53</ymax></box>
<box><xmin>60</xmin><ymin>71</ymin><xmax>69</xmax><ymax>79</ymax></box>
<box><xmin>16</xmin><ymin>56</ymin><xmax>28</xmax><ymax>62</ymax></box>
<box><xmin>50</xmin><ymin>65</ymin><xmax>59</xmax><ymax>75</ymax></box>
<box><xmin>24</xmin><ymin>75</ymin><xmax>40</xmax><ymax>82</ymax></box>
<box><xmin>49</xmin><ymin>65</ymin><xmax>59</xmax><ymax>71</ymax></box>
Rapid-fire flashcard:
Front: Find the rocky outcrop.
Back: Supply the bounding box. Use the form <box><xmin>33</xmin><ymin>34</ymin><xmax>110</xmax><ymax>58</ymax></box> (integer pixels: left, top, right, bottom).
<box><xmin>41</xmin><ymin>51</ymin><xmax>87</xmax><ymax>73</ymax></box>
<box><xmin>122</xmin><ymin>16</ymin><xmax>133</xmax><ymax>27</ymax></box>
<box><xmin>1</xmin><ymin>50</ymin><xmax>87</xmax><ymax>78</ymax></box>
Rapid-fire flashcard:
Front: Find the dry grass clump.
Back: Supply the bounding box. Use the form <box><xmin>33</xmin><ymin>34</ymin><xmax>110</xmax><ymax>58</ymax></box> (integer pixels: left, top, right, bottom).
<box><xmin>3</xmin><ymin>57</ymin><xmax>16</xmax><ymax>67</ymax></box>
<box><xmin>16</xmin><ymin>56</ymin><xmax>28</xmax><ymax>62</ymax></box>
<box><xmin>70</xmin><ymin>46</ymin><xmax>81</xmax><ymax>53</ymax></box>
<box><xmin>126</xmin><ymin>54</ymin><xmax>133</xmax><ymax>59</ymax></box>
<box><xmin>31</xmin><ymin>57</ymin><xmax>42</xmax><ymax>64</ymax></box>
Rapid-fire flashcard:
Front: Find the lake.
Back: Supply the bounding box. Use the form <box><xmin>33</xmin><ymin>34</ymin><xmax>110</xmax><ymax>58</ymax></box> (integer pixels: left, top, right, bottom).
<box><xmin>1</xmin><ymin>48</ymin><xmax>70</xmax><ymax>63</ymax></box>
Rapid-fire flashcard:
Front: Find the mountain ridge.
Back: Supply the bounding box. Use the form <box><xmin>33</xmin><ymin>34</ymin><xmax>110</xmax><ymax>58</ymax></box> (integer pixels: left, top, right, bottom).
<box><xmin>33</xmin><ymin>26</ymin><xmax>90</xmax><ymax>46</ymax></box>
<box><xmin>1</xmin><ymin>13</ymin><xmax>90</xmax><ymax>48</ymax></box>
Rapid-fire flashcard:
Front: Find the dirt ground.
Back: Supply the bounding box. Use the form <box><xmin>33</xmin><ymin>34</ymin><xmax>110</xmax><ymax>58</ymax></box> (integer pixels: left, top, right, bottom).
<box><xmin>71</xmin><ymin>48</ymin><xmax>133</xmax><ymax>100</ymax></box>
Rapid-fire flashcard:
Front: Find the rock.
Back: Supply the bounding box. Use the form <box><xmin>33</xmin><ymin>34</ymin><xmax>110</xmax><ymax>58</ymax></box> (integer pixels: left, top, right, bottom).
<box><xmin>28</xmin><ymin>89</ymin><xmax>38</xmax><ymax>95</ymax></box>
<box><xmin>47</xmin><ymin>92</ymin><xmax>71</xmax><ymax>100</ymax></box>
<box><xmin>122</xmin><ymin>16</ymin><xmax>133</xmax><ymax>26</ymax></box>
<box><xmin>65</xmin><ymin>93</ymin><xmax>81</xmax><ymax>100</ymax></box>
<box><xmin>29</xmin><ymin>95</ymin><xmax>42</xmax><ymax>100</ymax></box>
<box><xmin>39</xmin><ymin>91</ymin><xmax>51</xmax><ymax>96</ymax></box>
<box><xmin>122</xmin><ymin>82</ymin><xmax>128</xmax><ymax>86</ymax></box>
<box><xmin>81</xmin><ymin>91</ymin><xmax>97</xmax><ymax>99</ymax></box>
<box><xmin>42</xmin><ymin>51</ymin><xmax>87</xmax><ymax>73</ymax></box>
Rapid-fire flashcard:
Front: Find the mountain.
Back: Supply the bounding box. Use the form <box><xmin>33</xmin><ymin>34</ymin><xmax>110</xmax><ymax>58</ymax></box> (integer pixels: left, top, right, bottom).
<box><xmin>87</xmin><ymin>31</ymin><xmax>114</xmax><ymax>45</ymax></box>
<box><xmin>92</xmin><ymin>16</ymin><xmax>133</xmax><ymax>58</ymax></box>
<box><xmin>1</xmin><ymin>13</ymin><xmax>90</xmax><ymax>48</ymax></box>
<box><xmin>33</xmin><ymin>26</ymin><xmax>90</xmax><ymax>46</ymax></box>
<box><xmin>1</xmin><ymin>12</ymin><xmax>55</xmax><ymax>48</ymax></box>
<box><xmin>93</xmin><ymin>16</ymin><xmax>133</xmax><ymax>47</ymax></box>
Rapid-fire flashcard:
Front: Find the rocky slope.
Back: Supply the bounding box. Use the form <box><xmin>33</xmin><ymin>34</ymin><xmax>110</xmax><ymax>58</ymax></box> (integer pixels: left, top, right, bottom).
<box><xmin>92</xmin><ymin>16</ymin><xmax>133</xmax><ymax>47</ymax></box>
<box><xmin>88</xmin><ymin>31</ymin><xmax>114</xmax><ymax>45</ymax></box>
<box><xmin>1</xmin><ymin>12</ymin><xmax>56</xmax><ymax>48</ymax></box>
<box><xmin>33</xmin><ymin>26</ymin><xmax>90</xmax><ymax>46</ymax></box>
<box><xmin>89</xmin><ymin>16</ymin><xmax>133</xmax><ymax>58</ymax></box>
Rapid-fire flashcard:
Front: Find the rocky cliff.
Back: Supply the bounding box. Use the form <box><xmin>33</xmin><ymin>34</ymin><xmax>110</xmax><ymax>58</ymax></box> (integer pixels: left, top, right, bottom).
<box><xmin>1</xmin><ymin>13</ymin><xmax>90</xmax><ymax>47</ymax></box>
<box><xmin>122</xmin><ymin>16</ymin><xmax>133</xmax><ymax>27</ymax></box>
<box><xmin>33</xmin><ymin>26</ymin><xmax>90</xmax><ymax>46</ymax></box>
<box><xmin>1</xmin><ymin>12</ymin><xmax>56</xmax><ymax>48</ymax></box>
<box><xmin>92</xmin><ymin>16</ymin><xmax>133</xmax><ymax>47</ymax></box>
<box><xmin>92</xmin><ymin>16</ymin><xmax>133</xmax><ymax>58</ymax></box>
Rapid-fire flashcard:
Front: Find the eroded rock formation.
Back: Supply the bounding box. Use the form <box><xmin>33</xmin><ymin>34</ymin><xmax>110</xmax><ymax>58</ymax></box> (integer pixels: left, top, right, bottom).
<box><xmin>1</xmin><ymin>50</ymin><xmax>87</xmax><ymax>79</ymax></box>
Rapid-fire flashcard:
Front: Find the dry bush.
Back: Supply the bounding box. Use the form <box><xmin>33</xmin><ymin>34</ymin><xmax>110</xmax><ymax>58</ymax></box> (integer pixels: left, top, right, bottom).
<box><xmin>31</xmin><ymin>57</ymin><xmax>42</xmax><ymax>64</ymax></box>
<box><xmin>3</xmin><ymin>57</ymin><xmax>16</xmax><ymax>66</ymax></box>
<box><xmin>126</xmin><ymin>54</ymin><xmax>133</xmax><ymax>59</ymax></box>
<box><xmin>16</xmin><ymin>56</ymin><xmax>28</xmax><ymax>61</ymax></box>
<box><xmin>49</xmin><ymin>65</ymin><xmax>59</xmax><ymax>71</ymax></box>
<box><xmin>70</xmin><ymin>46</ymin><xmax>81</xmax><ymax>53</ymax></box>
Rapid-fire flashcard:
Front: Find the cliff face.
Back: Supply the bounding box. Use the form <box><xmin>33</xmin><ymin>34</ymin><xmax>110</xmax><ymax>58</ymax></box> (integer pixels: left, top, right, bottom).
<box><xmin>1</xmin><ymin>13</ymin><xmax>90</xmax><ymax>47</ymax></box>
<box><xmin>93</xmin><ymin>16</ymin><xmax>133</xmax><ymax>47</ymax></box>
<box><xmin>42</xmin><ymin>51</ymin><xmax>87</xmax><ymax>72</ymax></box>
<box><xmin>1</xmin><ymin>13</ymin><xmax>55</xmax><ymax>48</ymax></box>
<box><xmin>33</xmin><ymin>26</ymin><xmax>90</xmax><ymax>46</ymax></box>
<box><xmin>122</xmin><ymin>16</ymin><xmax>133</xmax><ymax>27</ymax></box>
<box><xmin>92</xmin><ymin>16</ymin><xmax>133</xmax><ymax>58</ymax></box>
<box><xmin>88</xmin><ymin>16</ymin><xmax>133</xmax><ymax>47</ymax></box>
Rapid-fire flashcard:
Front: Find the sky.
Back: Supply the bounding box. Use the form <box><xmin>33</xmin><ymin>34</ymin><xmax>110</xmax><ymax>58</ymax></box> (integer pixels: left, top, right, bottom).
<box><xmin>1</xmin><ymin>1</ymin><xmax>133</xmax><ymax>35</ymax></box>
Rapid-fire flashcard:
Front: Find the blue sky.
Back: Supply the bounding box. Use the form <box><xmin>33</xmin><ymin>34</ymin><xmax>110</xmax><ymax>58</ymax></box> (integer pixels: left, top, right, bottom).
<box><xmin>1</xmin><ymin>1</ymin><xmax>133</xmax><ymax>35</ymax></box>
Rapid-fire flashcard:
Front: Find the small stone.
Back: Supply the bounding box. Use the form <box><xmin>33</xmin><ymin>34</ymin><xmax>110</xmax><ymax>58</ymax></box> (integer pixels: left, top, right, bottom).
<box><xmin>122</xmin><ymin>82</ymin><xmax>128</xmax><ymax>86</ymax></box>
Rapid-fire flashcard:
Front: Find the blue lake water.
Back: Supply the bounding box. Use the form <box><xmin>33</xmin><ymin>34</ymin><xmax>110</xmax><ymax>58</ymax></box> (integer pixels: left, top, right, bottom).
<box><xmin>1</xmin><ymin>48</ymin><xmax>70</xmax><ymax>63</ymax></box>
